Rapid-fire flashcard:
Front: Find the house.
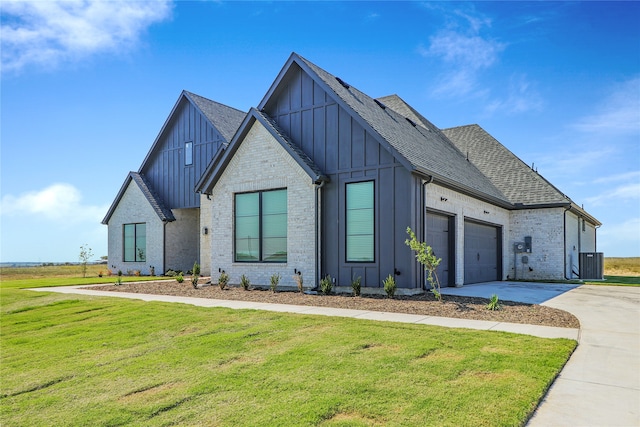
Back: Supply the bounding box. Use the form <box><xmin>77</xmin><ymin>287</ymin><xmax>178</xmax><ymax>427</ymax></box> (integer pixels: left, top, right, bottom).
<box><xmin>104</xmin><ymin>53</ymin><xmax>602</xmax><ymax>291</ymax></box>
<box><xmin>195</xmin><ymin>53</ymin><xmax>602</xmax><ymax>292</ymax></box>
<box><xmin>102</xmin><ymin>91</ymin><xmax>245</xmax><ymax>275</ymax></box>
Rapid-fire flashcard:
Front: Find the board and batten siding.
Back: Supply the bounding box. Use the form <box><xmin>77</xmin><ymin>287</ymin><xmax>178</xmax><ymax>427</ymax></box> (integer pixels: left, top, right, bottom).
<box><xmin>141</xmin><ymin>99</ymin><xmax>226</xmax><ymax>209</ymax></box>
<box><xmin>263</xmin><ymin>64</ymin><xmax>422</xmax><ymax>291</ymax></box>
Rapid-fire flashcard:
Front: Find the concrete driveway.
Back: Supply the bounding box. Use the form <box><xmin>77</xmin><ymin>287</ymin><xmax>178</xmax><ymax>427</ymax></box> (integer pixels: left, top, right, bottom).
<box><xmin>445</xmin><ymin>282</ymin><xmax>640</xmax><ymax>426</ymax></box>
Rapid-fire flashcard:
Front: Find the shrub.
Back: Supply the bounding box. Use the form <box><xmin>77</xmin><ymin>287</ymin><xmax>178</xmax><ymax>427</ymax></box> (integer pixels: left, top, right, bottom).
<box><xmin>293</xmin><ymin>272</ymin><xmax>304</xmax><ymax>293</ymax></box>
<box><xmin>270</xmin><ymin>273</ymin><xmax>281</xmax><ymax>292</ymax></box>
<box><xmin>150</xmin><ymin>266</ymin><xmax>155</xmax><ymax>276</ymax></box>
<box><xmin>218</xmin><ymin>271</ymin><xmax>230</xmax><ymax>290</ymax></box>
<box><xmin>383</xmin><ymin>274</ymin><xmax>396</xmax><ymax>298</ymax></box>
<box><xmin>133</xmin><ymin>270</ymin><xmax>141</xmax><ymax>277</ymax></box>
<box><xmin>351</xmin><ymin>275</ymin><xmax>362</xmax><ymax>296</ymax></box>
<box><xmin>486</xmin><ymin>294</ymin><xmax>501</xmax><ymax>311</ymax></box>
<box><xmin>240</xmin><ymin>274</ymin><xmax>250</xmax><ymax>290</ymax></box>
<box><xmin>115</xmin><ymin>270</ymin><xmax>123</xmax><ymax>286</ymax></box>
<box><xmin>405</xmin><ymin>227</ymin><xmax>443</xmax><ymax>301</ymax></box>
<box><xmin>165</xmin><ymin>269</ymin><xmax>177</xmax><ymax>277</ymax></box>
<box><xmin>176</xmin><ymin>273</ymin><xmax>184</xmax><ymax>283</ymax></box>
<box><xmin>191</xmin><ymin>261</ymin><xmax>200</xmax><ymax>289</ymax></box>
<box><xmin>98</xmin><ymin>271</ymin><xmax>103</xmax><ymax>278</ymax></box>
<box><xmin>320</xmin><ymin>274</ymin><xmax>333</xmax><ymax>295</ymax></box>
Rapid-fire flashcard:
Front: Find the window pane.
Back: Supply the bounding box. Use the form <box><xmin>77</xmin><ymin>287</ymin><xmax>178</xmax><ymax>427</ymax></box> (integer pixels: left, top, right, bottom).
<box><xmin>262</xmin><ymin>190</ymin><xmax>287</xmax><ymax>262</ymax></box>
<box><xmin>135</xmin><ymin>224</ymin><xmax>146</xmax><ymax>262</ymax></box>
<box><xmin>346</xmin><ymin>181</ymin><xmax>374</xmax><ymax>262</ymax></box>
<box><xmin>235</xmin><ymin>193</ymin><xmax>260</xmax><ymax>261</ymax></box>
<box><xmin>346</xmin><ymin>235</ymin><xmax>374</xmax><ymax>262</ymax></box>
<box><xmin>185</xmin><ymin>142</ymin><xmax>193</xmax><ymax>166</ymax></box>
<box><xmin>124</xmin><ymin>224</ymin><xmax>135</xmax><ymax>262</ymax></box>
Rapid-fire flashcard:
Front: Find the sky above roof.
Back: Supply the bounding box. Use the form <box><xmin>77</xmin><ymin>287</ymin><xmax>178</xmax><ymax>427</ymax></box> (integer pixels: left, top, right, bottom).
<box><xmin>1</xmin><ymin>0</ymin><xmax>639</xmax><ymax>262</ymax></box>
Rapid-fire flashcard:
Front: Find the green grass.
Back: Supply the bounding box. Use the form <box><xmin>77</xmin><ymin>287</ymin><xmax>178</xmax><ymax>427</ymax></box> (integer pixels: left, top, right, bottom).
<box><xmin>1</xmin><ymin>275</ymin><xmax>577</xmax><ymax>426</ymax></box>
<box><xmin>585</xmin><ymin>275</ymin><xmax>640</xmax><ymax>286</ymax></box>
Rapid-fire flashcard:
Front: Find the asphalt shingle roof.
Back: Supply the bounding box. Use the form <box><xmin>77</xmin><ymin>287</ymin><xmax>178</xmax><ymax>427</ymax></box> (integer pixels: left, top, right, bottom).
<box><xmin>184</xmin><ymin>91</ymin><xmax>246</xmax><ymax>142</ymax></box>
<box><xmin>442</xmin><ymin>125</ymin><xmax>572</xmax><ymax>206</ymax></box>
<box><xmin>296</xmin><ymin>55</ymin><xmax>510</xmax><ymax>205</ymax></box>
<box><xmin>102</xmin><ymin>172</ymin><xmax>174</xmax><ymax>225</ymax></box>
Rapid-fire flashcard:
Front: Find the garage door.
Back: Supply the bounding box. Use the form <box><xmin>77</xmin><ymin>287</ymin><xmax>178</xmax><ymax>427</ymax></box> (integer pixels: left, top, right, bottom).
<box><xmin>426</xmin><ymin>212</ymin><xmax>452</xmax><ymax>287</ymax></box>
<box><xmin>464</xmin><ymin>220</ymin><xmax>501</xmax><ymax>284</ymax></box>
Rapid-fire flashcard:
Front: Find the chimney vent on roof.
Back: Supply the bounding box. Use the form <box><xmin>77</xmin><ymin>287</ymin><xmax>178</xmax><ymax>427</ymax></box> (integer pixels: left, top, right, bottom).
<box><xmin>405</xmin><ymin>117</ymin><xmax>417</xmax><ymax>127</ymax></box>
<box><xmin>335</xmin><ymin>77</ymin><xmax>350</xmax><ymax>89</ymax></box>
<box><xmin>374</xmin><ymin>99</ymin><xmax>387</xmax><ymax>109</ymax></box>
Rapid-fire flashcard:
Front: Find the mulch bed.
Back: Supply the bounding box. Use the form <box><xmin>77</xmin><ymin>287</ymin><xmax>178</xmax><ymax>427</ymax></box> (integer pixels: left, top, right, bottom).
<box><xmin>88</xmin><ymin>280</ymin><xmax>580</xmax><ymax>329</ymax></box>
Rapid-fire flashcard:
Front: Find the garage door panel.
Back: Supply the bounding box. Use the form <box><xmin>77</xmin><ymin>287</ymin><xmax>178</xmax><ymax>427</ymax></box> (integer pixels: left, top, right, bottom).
<box><xmin>464</xmin><ymin>221</ymin><xmax>500</xmax><ymax>284</ymax></box>
<box><xmin>427</xmin><ymin>213</ymin><xmax>451</xmax><ymax>287</ymax></box>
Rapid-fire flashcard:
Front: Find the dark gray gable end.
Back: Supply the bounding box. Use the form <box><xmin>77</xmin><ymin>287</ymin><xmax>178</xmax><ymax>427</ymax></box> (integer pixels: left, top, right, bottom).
<box><xmin>196</xmin><ymin>108</ymin><xmax>328</xmax><ymax>194</ymax></box>
<box><xmin>102</xmin><ymin>172</ymin><xmax>175</xmax><ymax>225</ymax></box>
<box><xmin>138</xmin><ymin>90</ymin><xmax>245</xmax><ymax>174</ymax></box>
<box><xmin>258</xmin><ymin>53</ymin><xmax>511</xmax><ymax>208</ymax></box>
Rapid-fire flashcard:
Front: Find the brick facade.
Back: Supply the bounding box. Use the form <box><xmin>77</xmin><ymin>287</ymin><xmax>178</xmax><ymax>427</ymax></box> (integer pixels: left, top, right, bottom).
<box><xmin>204</xmin><ymin>120</ymin><xmax>317</xmax><ymax>289</ymax></box>
<box><xmin>106</xmin><ymin>181</ymin><xmax>164</xmax><ymax>276</ymax></box>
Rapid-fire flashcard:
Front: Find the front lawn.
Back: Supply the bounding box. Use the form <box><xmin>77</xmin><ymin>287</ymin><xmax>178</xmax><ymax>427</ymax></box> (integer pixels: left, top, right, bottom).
<box><xmin>1</xmin><ymin>281</ymin><xmax>576</xmax><ymax>426</ymax></box>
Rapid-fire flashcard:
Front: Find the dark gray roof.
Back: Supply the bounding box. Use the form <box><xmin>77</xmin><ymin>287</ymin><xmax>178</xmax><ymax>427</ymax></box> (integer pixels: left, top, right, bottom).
<box><xmin>102</xmin><ymin>172</ymin><xmax>175</xmax><ymax>225</ymax></box>
<box><xmin>376</xmin><ymin>94</ymin><xmax>438</xmax><ymax>131</ymax></box>
<box><xmin>442</xmin><ymin>124</ymin><xmax>571</xmax><ymax>206</ymax></box>
<box><xmin>294</xmin><ymin>54</ymin><xmax>511</xmax><ymax>206</ymax></box>
<box><xmin>183</xmin><ymin>91</ymin><xmax>246</xmax><ymax>142</ymax></box>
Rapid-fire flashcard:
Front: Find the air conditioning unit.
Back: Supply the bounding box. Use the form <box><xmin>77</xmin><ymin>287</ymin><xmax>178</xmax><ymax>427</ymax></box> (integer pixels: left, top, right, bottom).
<box><xmin>579</xmin><ymin>252</ymin><xmax>604</xmax><ymax>280</ymax></box>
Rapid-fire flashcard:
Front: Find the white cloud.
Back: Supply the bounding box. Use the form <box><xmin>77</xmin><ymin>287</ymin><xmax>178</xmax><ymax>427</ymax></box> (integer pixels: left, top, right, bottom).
<box><xmin>423</xmin><ymin>31</ymin><xmax>504</xmax><ymax>70</ymax></box>
<box><xmin>1</xmin><ymin>0</ymin><xmax>173</xmax><ymax>73</ymax></box>
<box><xmin>0</xmin><ymin>183</ymin><xmax>108</xmax><ymax>223</ymax></box>
<box><xmin>585</xmin><ymin>182</ymin><xmax>640</xmax><ymax>207</ymax></box>
<box><xmin>484</xmin><ymin>73</ymin><xmax>543</xmax><ymax>116</ymax></box>
<box><xmin>571</xmin><ymin>77</ymin><xmax>640</xmax><ymax>137</ymax></box>
<box><xmin>594</xmin><ymin>171</ymin><xmax>640</xmax><ymax>184</ymax></box>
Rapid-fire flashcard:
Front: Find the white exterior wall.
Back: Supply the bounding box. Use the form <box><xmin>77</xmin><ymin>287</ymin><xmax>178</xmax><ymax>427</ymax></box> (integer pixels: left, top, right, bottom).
<box><xmin>199</xmin><ymin>194</ymin><xmax>213</xmax><ymax>276</ymax></box>
<box><xmin>565</xmin><ymin>210</ymin><xmax>580</xmax><ymax>279</ymax></box>
<box><xmin>426</xmin><ymin>184</ymin><xmax>510</xmax><ymax>286</ymax></box>
<box><xmin>511</xmin><ymin>208</ymin><xmax>566</xmax><ymax>281</ymax></box>
<box><xmin>165</xmin><ymin>208</ymin><xmax>200</xmax><ymax>274</ymax></box>
<box><xmin>207</xmin><ymin>121</ymin><xmax>317</xmax><ymax>289</ymax></box>
<box><xmin>106</xmin><ymin>181</ymin><xmax>164</xmax><ymax>276</ymax></box>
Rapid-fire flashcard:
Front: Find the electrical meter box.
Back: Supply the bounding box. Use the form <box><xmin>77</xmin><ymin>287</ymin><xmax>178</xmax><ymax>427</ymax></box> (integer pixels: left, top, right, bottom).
<box><xmin>514</xmin><ymin>242</ymin><xmax>526</xmax><ymax>253</ymax></box>
<box><xmin>524</xmin><ymin>236</ymin><xmax>532</xmax><ymax>253</ymax></box>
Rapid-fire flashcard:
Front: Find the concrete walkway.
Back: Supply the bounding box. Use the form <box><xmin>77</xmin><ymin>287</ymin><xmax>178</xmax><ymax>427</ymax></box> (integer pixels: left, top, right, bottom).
<box><xmin>30</xmin><ymin>282</ymin><xmax>640</xmax><ymax>426</ymax></box>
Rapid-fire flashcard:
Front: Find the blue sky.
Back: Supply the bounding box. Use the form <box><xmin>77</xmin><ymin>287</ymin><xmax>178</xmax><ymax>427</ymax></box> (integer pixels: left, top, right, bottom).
<box><xmin>1</xmin><ymin>1</ymin><xmax>639</xmax><ymax>262</ymax></box>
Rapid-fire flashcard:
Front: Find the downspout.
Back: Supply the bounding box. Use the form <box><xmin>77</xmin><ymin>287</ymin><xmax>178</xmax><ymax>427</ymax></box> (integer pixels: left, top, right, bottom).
<box><xmin>314</xmin><ymin>180</ymin><xmax>326</xmax><ymax>290</ymax></box>
<box><xmin>563</xmin><ymin>207</ymin><xmax>572</xmax><ymax>280</ymax></box>
<box><xmin>163</xmin><ymin>220</ymin><xmax>167</xmax><ymax>276</ymax></box>
<box><xmin>421</xmin><ymin>176</ymin><xmax>434</xmax><ymax>290</ymax></box>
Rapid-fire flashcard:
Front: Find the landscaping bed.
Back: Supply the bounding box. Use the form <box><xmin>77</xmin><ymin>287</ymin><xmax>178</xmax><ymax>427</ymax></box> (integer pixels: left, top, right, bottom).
<box><xmin>89</xmin><ymin>280</ymin><xmax>579</xmax><ymax>328</ymax></box>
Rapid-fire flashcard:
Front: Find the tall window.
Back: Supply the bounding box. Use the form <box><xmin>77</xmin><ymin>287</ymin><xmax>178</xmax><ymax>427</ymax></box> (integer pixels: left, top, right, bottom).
<box><xmin>235</xmin><ymin>189</ymin><xmax>287</xmax><ymax>262</ymax></box>
<box><xmin>185</xmin><ymin>141</ymin><xmax>193</xmax><ymax>166</ymax></box>
<box><xmin>346</xmin><ymin>181</ymin><xmax>374</xmax><ymax>262</ymax></box>
<box><xmin>124</xmin><ymin>223</ymin><xmax>146</xmax><ymax>262</ymax></box>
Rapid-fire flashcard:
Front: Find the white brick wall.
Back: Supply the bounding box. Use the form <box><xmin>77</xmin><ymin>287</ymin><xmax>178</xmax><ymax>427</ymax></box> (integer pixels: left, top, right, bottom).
<box><xmin>165</xmin><ymin>208</ymin><xmax>199</xmax><ymax>274</ymax></box>
<box><xmin>510</xmin><ymin>208</ymin><xmax>566</xmax><ymax>281</ymax></box>
<box><xmin>106</xmin><ymin>180</ymin><xmax>164</xmax><ymax>276</ymax></box>
<box><xmin>206</xmin><ymin>120</ymin><xmax>317</xmax><ymax>289</ymax></box>
<box><xmin>199</xmin><ymin>194</ymin><xmax>213</xmax><ymax>276</ymax></box>
<box><xmin>426</xmin><ymin>184</ymin><xmax>510</xmax><ymax>286</ymax></box>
